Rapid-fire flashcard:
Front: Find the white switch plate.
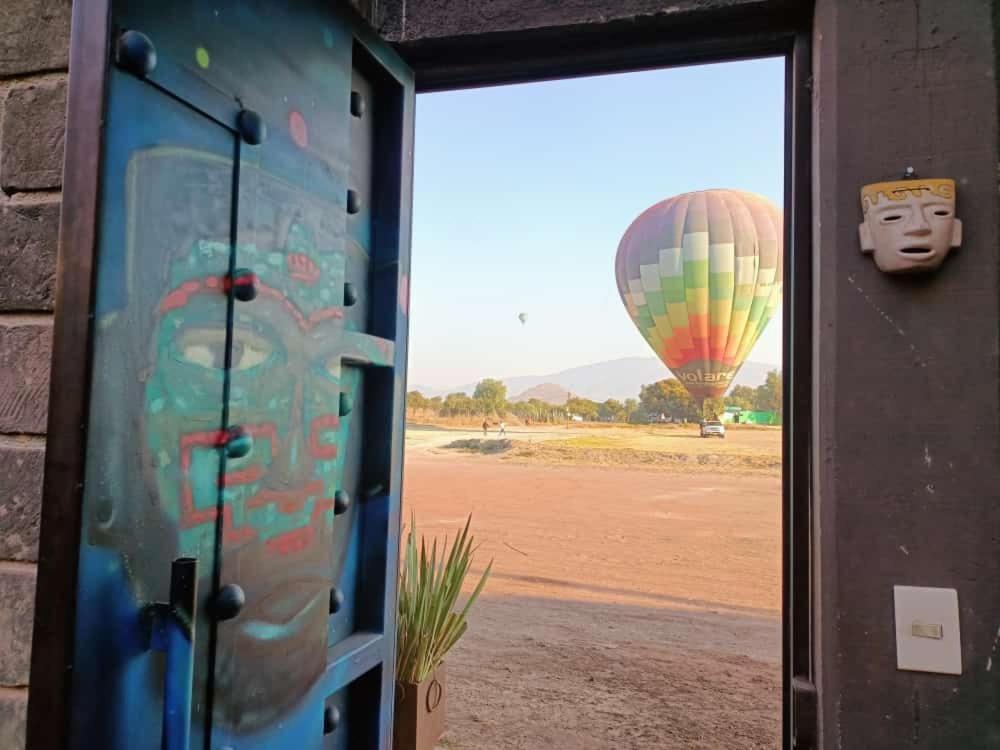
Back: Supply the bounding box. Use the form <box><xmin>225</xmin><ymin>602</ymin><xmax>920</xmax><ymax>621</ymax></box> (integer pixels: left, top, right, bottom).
<box><xmin>893</xmin><ymin>585</ymin><xmax>961</xmax><ymax>675</ymax></box>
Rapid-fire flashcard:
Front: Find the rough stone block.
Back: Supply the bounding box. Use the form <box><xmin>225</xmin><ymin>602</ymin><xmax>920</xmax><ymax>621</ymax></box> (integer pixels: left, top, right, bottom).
<box><xmin>380</xmin><ymin>0</ymin><xmax>779</xmax><ymax>41</ymax></box>
<box><xmin>0</xmin><ymin>0</ymin><xmax>71</xmax><ymax>76</ymax></box>
<box><xmin>0</xmin><ymin>199</ymin><xmax>59</xmax><ymax>311</ymax></box>
<box><xmin>0</xmin><ymin>689</ymin><xmax>27</xmax><ymax>750</ymax></box>
<box><xmin>0</xmin><ymin>321</ymin><xmax>52</xmax><ymax>435</ymax></box>
<box><xmin>1</xmin><ymin>79</ymin><xmax>67</xmax><ymax>192</ymax></box>
<box><xmin>0</xmin><ymin>565</ymin><xmax>35</xmax><ymax>686</ymax></box>
<box><xmin>0</xmin><ymin>441</ymin><xmax>44</xmax><ymax>562</ymax></box>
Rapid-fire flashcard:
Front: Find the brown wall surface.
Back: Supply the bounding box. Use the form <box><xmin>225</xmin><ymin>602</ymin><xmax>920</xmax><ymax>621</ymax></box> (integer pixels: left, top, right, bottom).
<box><xmin>376</xmin><ymin>0</ymin><xmax>786</xmax><ymax>41</ymax></box>
<box><xmin>0</xmin><ymin>0</ymin><xmax>71</xmax><ymax>747</ymax></box>
<box><xmin>813</xmin><ymin>0</ymin><xmax>1000</xmax><ymax>746</ymax></box>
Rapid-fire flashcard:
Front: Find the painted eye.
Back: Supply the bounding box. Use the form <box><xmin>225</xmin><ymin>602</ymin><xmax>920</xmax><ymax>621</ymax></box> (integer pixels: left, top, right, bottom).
<box><xmin>176</xmin><ymin>328</ymin><xmax>273</xmax><ymax>370</ymax></box>
<box><xmin>177</xmin><ymin>329</ymin><xmax>228</xmax><ymax>369</ymax></box>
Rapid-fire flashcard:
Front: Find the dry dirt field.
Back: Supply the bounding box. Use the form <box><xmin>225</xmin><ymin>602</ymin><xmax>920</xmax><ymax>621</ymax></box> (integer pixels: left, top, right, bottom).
<box><xmin>402</xmin><ymin>423</ymin><xmax>782</xmax><ymax>750</ymax></box>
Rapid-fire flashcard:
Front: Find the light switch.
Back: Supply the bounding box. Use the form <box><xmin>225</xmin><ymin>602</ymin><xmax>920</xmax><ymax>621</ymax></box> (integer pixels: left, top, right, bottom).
<box><xmin>893</xmin><ymin>586</ymin><xmax>961</xmax><ymax>675</ymax></box>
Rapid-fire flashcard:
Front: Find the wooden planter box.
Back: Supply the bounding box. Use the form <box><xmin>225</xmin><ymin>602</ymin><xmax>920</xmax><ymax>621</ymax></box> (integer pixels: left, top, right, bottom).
<box><xmin>394</xmin><ymin>664</ymin><xmax>446</xmax><ymax>750</ymax></box>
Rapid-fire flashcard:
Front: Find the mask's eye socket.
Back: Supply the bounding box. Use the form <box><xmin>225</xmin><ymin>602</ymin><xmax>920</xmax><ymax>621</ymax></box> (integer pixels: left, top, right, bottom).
<box><xmin>932</xmin><ymin>208</ymin><xmax>952</xmax><ymax>217</ymax></box>
<box><xmin>175</xmin><ymin>328</ymin><xmax>274</xmax><ymax>371</ymax></box>
<box><xmin>176</xmin><ymin>328</ymin><xmax>228</xmax><ymax>369</ymax></box>
<box><xmin>231</xmin><ymin>329</ymin><xmax>273</xmax><ymax>371</ymax></box>
<box><xmin>880</xmin><ymin>213</ymin><xmax>904</xmax><ymax>224</ymax></box>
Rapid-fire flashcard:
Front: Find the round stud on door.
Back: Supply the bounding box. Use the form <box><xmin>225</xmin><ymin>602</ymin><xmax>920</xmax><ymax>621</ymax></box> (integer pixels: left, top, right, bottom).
<box><xmin>329</xmin><ymin>587</ymin><xmax>344</xmax><ymax>614</ymax></box>
<box><xmin>231</xmin><ymin>268</ymin><xmax>258</xmax><ymax>302</ymax></box>
<box><xmin>350</xmin><ymin>91</ymin><xmax>366</xmax><ymax>118</ymax></box>
<box><xmin>346</xmin><ymin>189</ymin><xmax>361</xmax><ymax>215</ymax></box>
<box><xmin>225</xmin><ymin>426</ymin><xmax>253</xmax><ymax>459</ymax></box>
<box><xmin>212</xmin><ymin>583</ymin><xmax>246</xmax><ymax>621</ymax></box>
<box><xmin>324</xmin><ymin>705</ymin><xmax>341</xmax><ymax>734</ymax></box>
<box><xmin>116</xmin><ymin>30</ymin><xmax>157</xmax><ymax>77</ymax></box>
<box><xmin>333</xmin><ymin>490</ymin><xmax>350</xmax><ymax>515</ymax></box>
<box><xmin>238</xmin><ymin>109</ymin><xmax>267</xmax><ymax>145</ymax></box>
<box><xmin>343</xmin><ymin>281</ymin><xmax>358</xmax><ymax>307</ymax></box>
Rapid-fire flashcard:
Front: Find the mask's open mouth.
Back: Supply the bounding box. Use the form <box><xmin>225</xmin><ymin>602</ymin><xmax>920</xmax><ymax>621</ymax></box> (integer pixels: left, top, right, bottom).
<box><xmin>239</xmin><ymin>578</ymin><xmax>328</xmax><ymax>640</ymax></box>
<box><xmin>899</xmin><ymin>246</ymin><xmax>934</xmax><ymax>256</ymax></box>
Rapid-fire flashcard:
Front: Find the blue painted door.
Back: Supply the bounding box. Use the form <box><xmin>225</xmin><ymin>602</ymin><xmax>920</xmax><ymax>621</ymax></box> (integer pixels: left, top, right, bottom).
<box><xmin>68</xmin><ymin>3</ymin><xmax>414</xmax><ymax>748</ymax></box>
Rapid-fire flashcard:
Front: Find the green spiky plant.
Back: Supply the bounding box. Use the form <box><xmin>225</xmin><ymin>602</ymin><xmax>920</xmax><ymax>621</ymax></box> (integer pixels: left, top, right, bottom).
<box><xmin>396</xmin><ymin>513</ymin><xmax>493</xmax><ymax>685</ymax></box>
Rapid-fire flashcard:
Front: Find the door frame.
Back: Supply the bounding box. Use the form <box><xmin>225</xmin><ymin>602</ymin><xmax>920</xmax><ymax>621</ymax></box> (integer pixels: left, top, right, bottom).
<box><xmin>27</xmin><ymin>1</ymin><xmax>112</xmax><ymax>748</ymax></box>
<box><xmin>394</xmin><ymin>6</ymin><xmax>816</xmax><ymax>748</ymax></box>
<box><xmin>29</xmin><ymin>2</ymin><xmax>815</xmax><ymax>748</ymax></box>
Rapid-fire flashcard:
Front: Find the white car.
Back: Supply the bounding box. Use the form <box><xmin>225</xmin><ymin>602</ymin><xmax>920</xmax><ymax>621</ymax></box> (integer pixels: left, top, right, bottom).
<box><xmin>700</xmin><ymin>420</ymin><xmax>726</xmax><ymax>438</ymax></box>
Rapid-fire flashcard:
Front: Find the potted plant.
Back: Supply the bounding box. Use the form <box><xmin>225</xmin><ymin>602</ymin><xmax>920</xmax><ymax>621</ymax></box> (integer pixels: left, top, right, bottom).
<box><xmin>394</xmin><ymin>514</ymin><xmax>492</xmax><ymax>750</ymax></box>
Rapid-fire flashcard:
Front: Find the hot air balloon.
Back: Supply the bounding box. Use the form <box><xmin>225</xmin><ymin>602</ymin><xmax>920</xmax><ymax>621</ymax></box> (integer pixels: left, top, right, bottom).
<box><xmin>615</xmin><ymin>189</ymin><xmax>782</xmax><ymax>405</ymax></box>
<box><xmin>518</xmin><ymin>312</ymin><xmax>528</xmax><ymax>325</ymax></box>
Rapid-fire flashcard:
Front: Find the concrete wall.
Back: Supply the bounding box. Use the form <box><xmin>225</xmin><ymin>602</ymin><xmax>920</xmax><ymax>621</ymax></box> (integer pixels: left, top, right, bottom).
<box><xmin>0</xmin><ymin>1</ymin><xmax>71</xmax><ymax>747</ymax></box>
<box><xmin>374</xmin><ymin>0</ymin><xmax>787</xmax><ymax>42</ymax></box>
<box><xmin>1</xmin><ymin>0</ymin><xmax>997</xmax><ymax>748</ymax></box>
<box><xmin>812</xmin><ymin>0</ymin><xmax>1000</xmax><ymax>746</ymax></box>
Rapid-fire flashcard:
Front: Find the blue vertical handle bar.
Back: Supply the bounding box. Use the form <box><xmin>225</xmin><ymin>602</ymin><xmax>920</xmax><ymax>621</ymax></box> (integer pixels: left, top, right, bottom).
<box><xmin>162</xmin><ymin>558</ymin><xmax>198</xmax><ymax>750</ymax></box>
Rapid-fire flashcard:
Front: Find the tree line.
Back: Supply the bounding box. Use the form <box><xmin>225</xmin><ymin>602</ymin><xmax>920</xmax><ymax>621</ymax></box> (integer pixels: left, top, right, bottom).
<box><xmin>406</xmin><ymin>370</ymin><xmax>782</xmax><ymax>424</ymax></box>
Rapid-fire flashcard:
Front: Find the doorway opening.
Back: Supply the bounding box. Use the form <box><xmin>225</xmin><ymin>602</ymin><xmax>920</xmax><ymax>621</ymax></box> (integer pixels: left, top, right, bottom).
<box><xmin>402</xmin><ymin>56</ymin><xmax>793</xmax><ymax>749</ymax></box>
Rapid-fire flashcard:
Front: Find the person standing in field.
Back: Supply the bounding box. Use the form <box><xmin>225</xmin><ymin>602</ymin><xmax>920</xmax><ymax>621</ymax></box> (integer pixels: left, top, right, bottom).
<box><xmin>498</xmin><ymin>420</ymin><xmax>507</xmax><ymax>437</ymax></box>
<box><xmin>482</xmin><ymin>419</ymin><xmax>489</xmax><ymax>437</ymax></box>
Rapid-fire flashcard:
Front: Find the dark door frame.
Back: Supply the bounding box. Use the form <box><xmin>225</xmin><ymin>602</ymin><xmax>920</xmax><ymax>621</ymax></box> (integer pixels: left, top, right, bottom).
<box><xmin>29</xmin><ymin>3</ymin><xmax>814</xmax><ymax>748</ymax></box>
<box><xmin>392</xmin><ymin>6</ymin><xmax>816</xmax><ymax>748</ymax></box>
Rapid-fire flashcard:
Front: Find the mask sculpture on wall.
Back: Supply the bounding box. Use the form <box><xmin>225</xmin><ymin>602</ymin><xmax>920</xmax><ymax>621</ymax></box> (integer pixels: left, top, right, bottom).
<box><xmin>859</xmin><ymin>176</ymin><xmax>962</xmax><ymax>274</ymax></box>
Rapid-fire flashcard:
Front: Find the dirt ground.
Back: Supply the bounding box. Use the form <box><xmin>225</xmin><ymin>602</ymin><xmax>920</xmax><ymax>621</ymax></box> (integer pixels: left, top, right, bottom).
<box><xmin>402</xmin><ymin>424</ymin><xmax>782</xmax><ymax>749</ymax></box>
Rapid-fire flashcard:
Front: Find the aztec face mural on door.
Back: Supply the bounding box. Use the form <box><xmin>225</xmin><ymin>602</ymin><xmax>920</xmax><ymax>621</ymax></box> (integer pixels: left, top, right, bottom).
<box><xmin>67</xmin><ymin>2</ymin><xmax>413</xmax><ymax>748</ymax></box>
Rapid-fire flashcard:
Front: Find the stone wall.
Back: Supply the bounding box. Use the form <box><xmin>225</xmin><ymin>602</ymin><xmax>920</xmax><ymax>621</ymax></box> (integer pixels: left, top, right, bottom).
<box><xmin>0</xmin><ymin>1</ymin><xmax>71</xmax><ymax>747</ymax></box>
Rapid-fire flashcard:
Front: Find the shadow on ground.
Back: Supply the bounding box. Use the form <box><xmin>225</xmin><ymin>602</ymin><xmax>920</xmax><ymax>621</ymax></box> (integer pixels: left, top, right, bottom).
<box><xmin>435</xmin><ymin>593</ymin><xmax>781</xmax><ymax>750</ymax></box>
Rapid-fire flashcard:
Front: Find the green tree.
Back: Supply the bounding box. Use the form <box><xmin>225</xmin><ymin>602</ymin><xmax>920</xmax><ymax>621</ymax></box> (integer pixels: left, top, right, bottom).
<box><xmin>727</xmin><ymin>385</ymin><xmax>756</xmax><ymax>411</ymax></box>
<box><xmin>473</xmin><ymin>378</ymin><xmax>507</xmax><ymax>417</ymax></box>
<box><xmin>753</xmin><ymin>370</ymin><xmax>783</xmax><ymax>417</ymax></box>
<box><xmin>598</xmin><ymin>399</ymin><xmax>625</xmax><ymax>422</ymax></box>
<box><xmin>441</xmin><ymin>392</ymin><xmax>476</xmax><ymax>417</ymax></box>
<box><xmin>623</xmin><ymin>398</ymin><xmax>639</xmax><ymax>423</ymax></box>
<box><xmin>638</xmin><ymin>379</ymin><xmax>699</xmax><ymax>422</ymax></box>
<box><xmin>703</xmin><ymin>396</ymin><xmax>726</xmax><ymax>421</ymax></box>
<box><xmin>565</xmin><ymin>396</ymin><xmax>600</xmax><ymax>421</ymax></box>
<box><xmin>407</xmin><ymin>391</ymin><xmax>429</xmax><ymax>412</ymax></box>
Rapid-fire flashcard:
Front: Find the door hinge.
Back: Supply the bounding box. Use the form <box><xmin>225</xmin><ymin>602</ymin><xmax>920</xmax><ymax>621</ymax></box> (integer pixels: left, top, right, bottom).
<box><xmin>792</xmin><ymin>676</ymin><xmax>818</xmax><ymax>749</ymax></box>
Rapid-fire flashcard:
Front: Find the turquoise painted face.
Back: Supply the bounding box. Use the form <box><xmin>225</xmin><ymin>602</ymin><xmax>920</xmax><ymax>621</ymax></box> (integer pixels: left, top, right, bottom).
<box><xmin>140</xmin><ymin>163</ymin><xmax>390</xmax><ymax>729</ymax></box>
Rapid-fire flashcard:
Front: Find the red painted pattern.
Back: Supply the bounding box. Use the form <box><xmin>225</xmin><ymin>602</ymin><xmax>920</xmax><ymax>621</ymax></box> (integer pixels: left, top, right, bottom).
<box><xmin>287</xmin><ymin>253</ymin><xmax>320</xmax><ymax>285</ymax></box>
<box><xmin>265</xmin><ymin>497</ymin><xmax>334</xmax><ymax>556</ymax></box>
<box><xmin>309</xmin><ymin>413</ymin><xmax>340</xmax><ymax>459</ymax></box>
<box><xmin>179</xmin><ymin>419</ymin><xmax>342</xmax><ymax>556</ymax></box>
<box><xmin>159</xmin><ymin>275</ymin><xmax>344</xmax><ymax>330</ymax></box>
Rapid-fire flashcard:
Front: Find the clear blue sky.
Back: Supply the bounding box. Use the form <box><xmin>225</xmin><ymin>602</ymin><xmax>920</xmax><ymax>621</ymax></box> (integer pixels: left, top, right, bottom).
<box><xmin>407</xmin><ymin>57</ymin><xmax>785</xmax><ymax>390</ymax></box>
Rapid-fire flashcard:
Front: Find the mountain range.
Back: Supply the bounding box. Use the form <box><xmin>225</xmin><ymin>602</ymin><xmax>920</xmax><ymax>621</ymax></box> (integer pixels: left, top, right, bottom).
<box><xmin>411</xmin><ymin>356</ymin><xmax>779</xmax><ymax>404</ymax></box>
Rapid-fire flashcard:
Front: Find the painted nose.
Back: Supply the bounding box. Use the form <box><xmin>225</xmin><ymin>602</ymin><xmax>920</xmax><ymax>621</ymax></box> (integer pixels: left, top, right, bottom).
<box><xmin>265</xmin><ymin>379</ymin><xmax>314</xmax><ymax>487</ymax></box>
<box><xmin>904</xmin><ymin>210</ymin><xmax>932</xmax><ymax>236</ymax></box>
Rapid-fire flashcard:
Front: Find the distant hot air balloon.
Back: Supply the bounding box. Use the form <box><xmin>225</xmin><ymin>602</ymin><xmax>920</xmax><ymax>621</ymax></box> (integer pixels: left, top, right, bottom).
<box><xmin>615</xmin><ymin>189</ymin><xmax>782</xmax><ymax>404</ymax></box>
<box><xmin>518</xmin><ymin>312</ymin><xmax>528</xmax><ymax>325</ymax></box>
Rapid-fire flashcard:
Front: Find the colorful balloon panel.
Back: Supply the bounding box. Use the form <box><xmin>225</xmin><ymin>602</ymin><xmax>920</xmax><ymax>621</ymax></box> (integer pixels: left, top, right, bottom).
<box><xmin>615</xmin><ymin>189</ymin><xmax>782</xmax><ymax>402</ymax></box>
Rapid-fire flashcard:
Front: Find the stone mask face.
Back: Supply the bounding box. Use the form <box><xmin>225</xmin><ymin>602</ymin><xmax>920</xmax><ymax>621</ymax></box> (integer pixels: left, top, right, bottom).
<box><xmin>859</xmin><ymin>178</ymin><xmax>962</xmax><ymax>273</ymax></box>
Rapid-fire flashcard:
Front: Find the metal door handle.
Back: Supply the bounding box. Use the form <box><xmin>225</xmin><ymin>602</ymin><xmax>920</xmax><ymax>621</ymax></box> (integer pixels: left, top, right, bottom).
<box><xmin>147</xmin><ymin>558</ymin><xmax>198</xmax><ymax>750</ymax></box>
